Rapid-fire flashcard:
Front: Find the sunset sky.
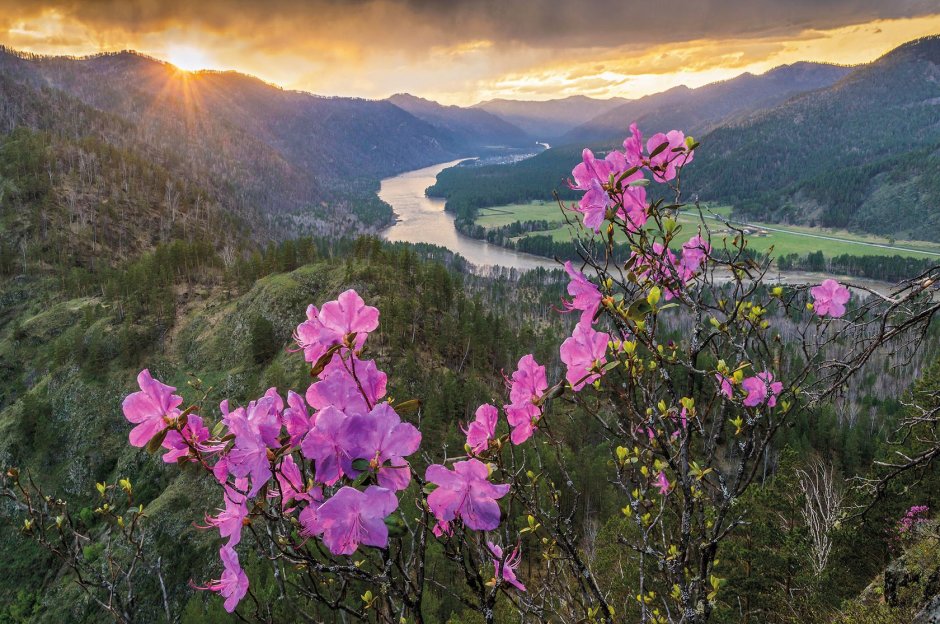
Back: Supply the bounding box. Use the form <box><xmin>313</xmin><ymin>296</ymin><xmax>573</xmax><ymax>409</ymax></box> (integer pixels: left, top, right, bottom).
<box><xmin>3</xmin><ymin>1</ymin><xmax>940</xmax><ymax>105</ymax></box>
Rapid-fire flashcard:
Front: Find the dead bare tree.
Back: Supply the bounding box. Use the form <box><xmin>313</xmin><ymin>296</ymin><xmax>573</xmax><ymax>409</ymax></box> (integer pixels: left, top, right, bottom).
<box><xmin>796</xmin><ymin>460</ymin><xmax>845</xmax><ymax>577</ymax></box>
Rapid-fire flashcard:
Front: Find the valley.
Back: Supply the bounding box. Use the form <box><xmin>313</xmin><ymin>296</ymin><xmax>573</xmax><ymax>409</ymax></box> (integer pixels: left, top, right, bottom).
<box><xmin>470</xmin><ymin>201</ymin><xmax>940</xmax><ymax>259</ymax></box>
<box><xmin>2</xmin><ymin>25</ymin><xmax>940</xmax><ymax>624</ymax></box>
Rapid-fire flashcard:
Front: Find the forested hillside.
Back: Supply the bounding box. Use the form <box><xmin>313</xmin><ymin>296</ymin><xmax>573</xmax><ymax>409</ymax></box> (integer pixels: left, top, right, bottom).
<box><xmin>429</xmin><ymin>37</ymin><xmax>940</xmax><ymax>243</ymax></box>
<box><xmin>687</xmin><ymin>36</ymin><xmax>940</xmax><ymax>240</ymax></box>
<box><xmin>0</xmin><ymin>47</ymin><xmax>496</xmax><ymax>238</ymax></box>
<box><xmin>388</xmin><ymin>93</ymin><xmax>532</xmax><ymax>148</ymax></box>
<box><xmin>0</xmin><ymin>236</ymin><xmax>573</xmax><ymax>622</ymax></box>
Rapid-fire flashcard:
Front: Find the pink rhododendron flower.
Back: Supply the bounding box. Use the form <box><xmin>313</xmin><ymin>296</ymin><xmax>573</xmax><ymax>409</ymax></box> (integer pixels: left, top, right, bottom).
<box><xmin>508</xmin><ymin>354</ymin><xmax>548</xmax><ymax>406</ymax></box>
<box><xmin>463</xmin><ymin>404</ymin><xmax>498</xmax><ymax>455</ymax></box>
<box><xmin>646</xmin><ymin>130</ymin><xmax>693</xmax><ymax>182</ymax></box>
<box><xmin>506</xmin><ymin>403</ymin><xmax>541</xmax><ymax>445</ymax></box>
<box><xmin>899</xmin><ymin>505</ymin><xmax>930</xmax><ymax>534</ymax></box>
<box><xmin>320</xmin><ymin>289</ymin><xmax>380</xmax><ymax>338</ymax></box>
<box><xmin>562</xmin><ymin>262</ymin><xmax>603</xmax><ymax>323</ymax></box>
<box><xmin>301</xmin><ymin>406</ymin><xmax>354</xmax><ymax>485</ymax></box>
<box><xmin>122</xmin><ymin>369</ymin><xmax>182</xmax><ymax>447</ymax></box>
<box><xmin>560</xmin><ymin>320</ymin><xmax>609</xmax><ymax>391</ymax></box>
<box><xmin>811</xmin><ymin>279</ymin><xmax>850</xmax><ymax>318</ymax></box>
<box><xmin>283</xmin><ymin>390</ymin><xmax>314</xmax><ymax>447</ymax></box>
<box><xmin>679</xmin><ymin>235</ymin><xmax>710</xmax><ymax>280</ymax></box>
<box><xmin>203</xmin><ymin>486</ymin><xmax>249</xmax><ymax>547</ymax></box>
<box><xmin>200</xmin><ymin>546</ymin><xmax>248</xmax><ymax>613</ymax></box>
<box><xmin>618</xmin><ymin>182</ymin><xmax>649</xmax><ymax>233</ymax></box>
<box><xmin>226</xmin><ymin>395</ymin><xmax>283</xmax><ymax>497</ymax></box>
<box><xmin>344</xmin><ymin>402</ymin><xmax>421</xmax><ymax>491</ymax></box>
<box><xmin>570</xmin><ymin>148</ymin><xmax>629</xmax><ymax>232</ymax></box>
<box><xmin>715</xmin><ymin>374</ymin><xmax>734</xmax><ymax>399</ymax></box>
<box><xmin>161</xmin><ymin>414</ymin><xmax>212</xmax><ymax>463</ymax></box>
<box><xmin>293</xmin><ymin>289</ymin><xmax>379</xmax><ymax>363</ymax></box>
<box><xmin>655</xmin><ymin>471</ymin><xmax>671</xmax><ymax>495</ymax></box>
<box><xmin>306</xmin><ymin>356</ymin><xmax>387</xmax><ymax>415</ymax></box>
<box><xmin>504</xmin><ymin>354</ymin><xmax>549</xmax><ymax>444</ymax></box>
<box><xmin>271</xmin><ymin>455</ymin><xmax>321</xmax><ymax>510</ymax></box>
<box><xmin>742</xmin><ymin>371</ymin><xmax>783</xmax><ymax>408</ymax></box>
<box><xmin>571</xmin><ymin>148</ymin><xmax>627</xmax><ymax>191</ymax></box>
<box><xmin>623</xmin><ymin>122</ymin><xmax>644</xmax><ymax>167</ymax></box>
<box><xmin>426</xmin><ymin>459</ymin><xmax>510</xmax><ymax>532</ymax></box>
<box><xmin>302</xmin><ymin>486</ymin><xmax>398</xmax><ymax>555</ymax></box>
<box><xmin>488</xmin><ymin>542</ymin><xmax>526</xmax><ymax>591</ymax></box>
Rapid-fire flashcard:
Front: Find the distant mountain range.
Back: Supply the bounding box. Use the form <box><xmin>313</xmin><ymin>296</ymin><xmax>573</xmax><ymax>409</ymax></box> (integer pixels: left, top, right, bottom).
<box><xmin>473</xmin><ymin>95</ymin><xmax>630</xmax><ymax>140</ymax></box>
<box><xmin>430</xmin><ymin>36</ymin><xmax>940</xmax><ymax>242</ymax></box>
<box><xmin>558</xmin><ymin>62</ymin><xmax>852</xmax><ymax>145</ymax></box>
<box><xmin>387</xmin><ymin>93</ymin><xmax>531</xmax><ymax>148</ymax></box>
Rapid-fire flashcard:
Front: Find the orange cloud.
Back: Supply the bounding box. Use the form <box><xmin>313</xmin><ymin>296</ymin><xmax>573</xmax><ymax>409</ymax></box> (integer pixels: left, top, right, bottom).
<box><xmin>1</xmin><ymin>2</ymin><xmax>938</xmax><ymax>104</ymax></box>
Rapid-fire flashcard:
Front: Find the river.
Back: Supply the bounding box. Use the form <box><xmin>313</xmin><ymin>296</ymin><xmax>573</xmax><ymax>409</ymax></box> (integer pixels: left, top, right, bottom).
<box><xmin>378</xmin><ymin>160</ymin><xmax>557</xmax><ymax>272</ymax></box>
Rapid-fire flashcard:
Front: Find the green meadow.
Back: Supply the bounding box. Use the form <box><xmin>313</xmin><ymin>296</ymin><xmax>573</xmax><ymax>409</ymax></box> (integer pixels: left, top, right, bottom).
<box><xmin>475</xmin><ymin>201</ymin><xmax>940</xmax><ymax>259</ymax></box>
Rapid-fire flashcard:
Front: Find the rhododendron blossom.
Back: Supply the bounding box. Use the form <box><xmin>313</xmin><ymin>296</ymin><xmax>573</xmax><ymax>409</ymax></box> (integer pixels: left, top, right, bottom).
<box><xmin>715</xmin><ymin>374</ymin><xmax>734</xmax><ymax>399</ymax></box>
<box><xmin>562</xmin><ymin>261</ymin><xmax>603</xmax><ymax>323</ymax></box>
<box><xmin>161</xmin><ymin>414</ymin><xmax>211</xmax><ymax>463</ymax></box>
<box><xmin>225</xmin><ymin>396</ymin><xmax>282</xmax><ymax>497</ymax></box>
<box><xmin>560</xmin><ymin>320</ymin><xmax>609</xmax><ymax>391</ymax></box>
<box><xmin>303</xmin><ymin>486</ymin><xmax>398</xmax><ymax>555</ymax></box>
<box><xmin>679</xmin><ymin>235</ymin><xmax>710</xmax><ymax>280</ymax></box>
<box><xmin>570</xmin><ymin>148</ymin><xmax>630</xmax><ymax>232</ymax></box>
<box><xmin>646</xmin><ymin>130</ymin><xmax>694</xmax><ymax>182</ymax></box>
<box><xmin>203</xmin><ymin>486</ymin><xmax>250</xmax><ymax>547</ymax></box>
<box><xmin>282</xmin><ymin>390</ymin><xmax>313</xmax><ymax>447</ymax></box>
<box><xmin>488</xmin><ymin>542</ymin><xmax>526</xmax><ymax>591</ymax></box>
<box><xmin>742</xmin><ymin>371</ymin><xmax>783</xmax><ymax>408</ymax></box>
<box><xmin>122</xmin><ymin>369</ymin><xmax>182</xmax><ymax>447</ymax></box>
<box><xmin>306</xmin><ymin>356</ymin><xmax>387</xmax><ymax>415</ymax></box>
<box><xmin>655</xmin><ymin>471</ymin><xmax>671</xmax><ymax>495</ymax></box>
<box><xmin>271</xmin><ymin>455</ymin><xmax>321</xmax><ymax>509</ymax></box>
<box><xmin>293</xmin><ymin>289</ymin><xmax>379</xmax><ymax>363</ymax></box>
<box><xmin>343</xmin><ymin>402</ymin><xmax>421</xmax><ymax>491</ymax></box>
<box><xmin>463</xmin><ymin>404</ymin><xmax>498</xmax><ymax>454</ymax></box>
<box><xmin>623</xmin><ymin>122</ymin><xmax>644</xmax><ymax>167</ymax></box>
<box><xmin>811</xmin><ymin>279</ymin><xmax>851</xmax><ymax>318</ymax></box>
<box><xmin>300</xmin><ymin>406</ymin><xmax>354</xmax><ymax>485</ymax></box>
<box><xmin>503</xmin><ymin>354</ymin><xmax>550</xmax><ymax>444</ymax></box>
<box><xmin>201</xmin><ymin>546</ymin><xmax>248</xmax><ymax>613</ymax></box>
<box><xmin>426</xmin><ymin>459</ymin><xmax>510</xmax><ymax>532</ymax></box>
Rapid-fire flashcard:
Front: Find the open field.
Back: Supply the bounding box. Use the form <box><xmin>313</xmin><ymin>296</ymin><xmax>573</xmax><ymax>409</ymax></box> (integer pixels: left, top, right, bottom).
<box><xmin>475</xmin><ymin>201</ymin><xmax>566</xmax><ymax>227</ymax></box>
<box><xmin>475</xmin><ymin>201</ymin><xmax>940</xmax><ymax>259</ymax></box>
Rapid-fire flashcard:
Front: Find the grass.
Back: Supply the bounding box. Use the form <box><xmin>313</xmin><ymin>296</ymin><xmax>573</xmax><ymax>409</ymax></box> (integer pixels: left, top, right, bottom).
<box><xmin>475</xmin><ymin>201</ymin><xmax>940</xmax><ymax>259</ymax></box>
<box><xmin>476</xmin><ymin>201</ymin><xmax>566</xmax><ymax>228</ymax></box>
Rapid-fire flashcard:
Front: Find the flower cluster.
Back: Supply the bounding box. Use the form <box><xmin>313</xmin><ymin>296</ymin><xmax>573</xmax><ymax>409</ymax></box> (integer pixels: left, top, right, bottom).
<box><xmin>898</xmin><ymin>505</ymin><xmax>930</xmax><ymax>534</ymax></box>
<box><xmin>632</xmin><ymin>235</ymin><xmax>711</xmax><ymax>299</ymax></box>
<box><xmin>569</xmin><ymin>123</ymin><xmax>695</xmax><ymax>233</ymax></box>
<box><xmin>716</xmin><ymin>367</ymin><xmax>783</xmax><ymax>408</ymax></box>
<box><xmin>122</xmin><ymin>289</ymin><xmax>421</xmax><ymax>612</ymax></box>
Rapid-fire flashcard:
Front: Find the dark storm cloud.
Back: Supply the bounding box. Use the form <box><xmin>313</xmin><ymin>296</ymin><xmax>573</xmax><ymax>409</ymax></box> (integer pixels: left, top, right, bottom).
<box><xmin>4</xmin><ymin>0</ymin><xmax>938</xmax><ymax>51</ymax></box>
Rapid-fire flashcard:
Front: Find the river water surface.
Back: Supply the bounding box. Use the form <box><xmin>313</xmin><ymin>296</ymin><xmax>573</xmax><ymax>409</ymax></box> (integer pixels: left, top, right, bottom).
<box><xmin>378</xmin><ymin>160</ymin><xmax>556</xmax><ymax>272</ymax></box>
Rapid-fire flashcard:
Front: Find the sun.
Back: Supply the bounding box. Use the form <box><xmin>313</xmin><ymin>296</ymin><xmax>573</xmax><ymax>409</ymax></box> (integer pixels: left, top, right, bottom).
<box><xmin>165</xmin><ymin>45</ymin><xmax>210</xmax><ymax>72</ymax></box>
